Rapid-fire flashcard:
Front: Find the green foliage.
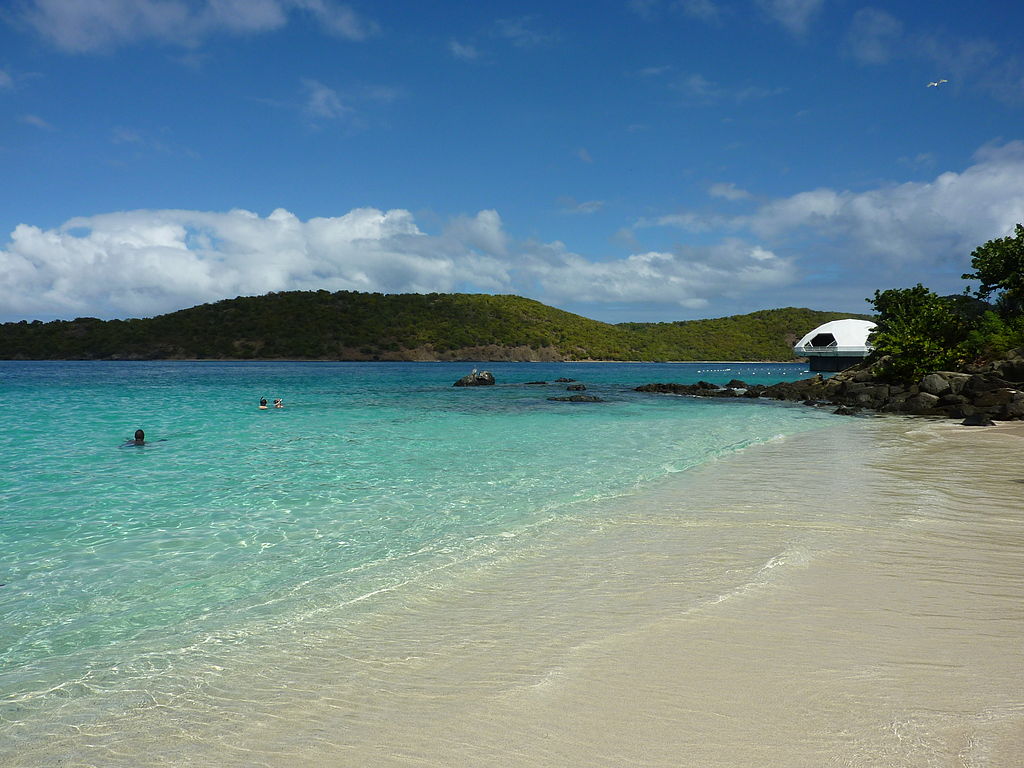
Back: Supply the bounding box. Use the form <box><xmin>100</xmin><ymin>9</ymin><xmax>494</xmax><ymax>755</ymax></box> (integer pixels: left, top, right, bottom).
<box><xmin>867</xmin><ymin>285</ymin><xmax>970</xmax><ymax>381</ymax></box>
<box><xmin>868</xmin><ymin>224</ymin><xmax>1024</xmax><ymax>382</ymax></box>
<box><xmin>0</xmin><ymin>292</ymin><xmax>859</xmax><ymax>362</ymax></box>
<box><xmin>961</xmin><ymin>311</ymin><xmax>1024</xmax><ymax>361</ymax></box>
<box><xmin>962</xmin><ymin>223</ymin><xmax>1024</xmax><ymax>316</ymax></box>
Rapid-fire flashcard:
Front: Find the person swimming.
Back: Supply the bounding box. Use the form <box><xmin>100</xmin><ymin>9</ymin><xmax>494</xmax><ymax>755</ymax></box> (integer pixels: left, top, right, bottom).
<box><xmin>273</xmin><ymin>398</ymin><xmax>284</xmax><ymax>408</ymax></box>
<box><xmin>124</xmin><ymin>429</ymin><xmax>145</xmax><ymax>446</ymax></box>
<box><xmin>259</xmin><ymin>397</ymin><xmax>268</xmax><ymax>410</ymax></box>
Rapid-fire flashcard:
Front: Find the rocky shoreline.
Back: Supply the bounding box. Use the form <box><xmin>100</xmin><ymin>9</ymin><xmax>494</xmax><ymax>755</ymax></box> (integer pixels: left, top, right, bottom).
<box><xmin>636</xmin><ymin>348</ymin><xmax>1024</xmax><ymax>423</ymax></box>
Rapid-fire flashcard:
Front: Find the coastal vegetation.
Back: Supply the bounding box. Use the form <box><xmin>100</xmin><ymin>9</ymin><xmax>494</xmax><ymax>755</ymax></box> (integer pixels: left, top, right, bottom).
<box><xmin>0</xmin><ymin>292</ymin><xmax>864</xmax><ymax>362</ymax></box>
<box><xmin>868</xmin><ymin>224</ymin><xmax>1024</xmax><ymax>382</ymax></box>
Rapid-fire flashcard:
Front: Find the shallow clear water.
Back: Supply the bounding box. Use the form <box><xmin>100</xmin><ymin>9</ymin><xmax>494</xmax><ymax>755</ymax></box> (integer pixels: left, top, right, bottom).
<box><xmin>2</xmin><ymin>362</ymin><xmax>1022</xmax><ymax>767</ymax></box>
<box><xmin>0</xmin><ymin>362</ymin><xmax>827</xmax><ymax>737</ymax></box>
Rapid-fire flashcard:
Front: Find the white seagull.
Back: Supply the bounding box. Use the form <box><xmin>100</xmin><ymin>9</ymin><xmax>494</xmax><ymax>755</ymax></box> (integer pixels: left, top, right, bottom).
<box><xmin>926</xmin><ymin>79</ymin><xmax>949</xmax><ymax>87</ymax></box>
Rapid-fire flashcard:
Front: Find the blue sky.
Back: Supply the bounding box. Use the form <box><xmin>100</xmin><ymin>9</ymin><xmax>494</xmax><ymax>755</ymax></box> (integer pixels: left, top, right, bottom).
<box><xmin>2</xmin><ymin>0</ymin><xmax>1023</xmax><ymax>324</ymax></box>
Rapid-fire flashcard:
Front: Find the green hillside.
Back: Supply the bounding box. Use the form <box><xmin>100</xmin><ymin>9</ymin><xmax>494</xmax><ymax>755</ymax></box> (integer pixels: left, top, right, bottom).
<box><xmin>0</xmin><ymin>290</ymin><xmax>870</xmax><ymax>361</ymax></box>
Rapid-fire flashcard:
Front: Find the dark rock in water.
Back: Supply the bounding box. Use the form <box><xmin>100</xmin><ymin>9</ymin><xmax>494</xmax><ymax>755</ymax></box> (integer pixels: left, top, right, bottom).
<box><xmin>453</xmin><ymin>370</ymin><xmax>496</xmax><ymax>387</ymax></box>
<box><xmin>634</xmin><ymin>382</ymin><xmax>742</xmax><ymax>398</ymax></box>
<box><xmin>547</xmin><ymin>394</ymin><xmax>605</xmax><ymax>402</ymax></box>
<box><xmin>961</xmin><ymin>413</ymin><xmax>996</xmax><ymax>426</ymax></box>
<box><xmin>554</xmin><ymin>377</ymin><xmax>576</xmax><ymax>383</ymax></box>
<box><xmin>524</xmin><ymin>381</ymin><xmax>547</xmax><ymax>385</ymax></box>
<box><xmin>566</xmin><ymin>383</ymin><xmax>587</xmax><ymax>391</ymax></box>
<box><xmin>725</xmin><ymin>379</ymin><xmax>748</xmax><ymax>389</ymax></box>
<box><xmin>833</xmin><ymin>405</ymin><xmax>861</xmax><ymax>416</ymax></box>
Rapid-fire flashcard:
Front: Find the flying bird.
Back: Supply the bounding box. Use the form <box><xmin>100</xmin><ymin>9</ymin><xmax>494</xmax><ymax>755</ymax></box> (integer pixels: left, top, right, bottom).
<box><xmin>926</xmin><ymin>79</ymin><xmax>949</xmax><ymax>87</ymax></box>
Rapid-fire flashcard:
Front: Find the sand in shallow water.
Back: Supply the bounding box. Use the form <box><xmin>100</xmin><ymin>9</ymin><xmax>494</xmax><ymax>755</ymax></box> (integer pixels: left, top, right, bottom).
<box><xmin>8</xmin><ymin>419</ymin><xmax>1024</xmax><ymax>767</ymax></box>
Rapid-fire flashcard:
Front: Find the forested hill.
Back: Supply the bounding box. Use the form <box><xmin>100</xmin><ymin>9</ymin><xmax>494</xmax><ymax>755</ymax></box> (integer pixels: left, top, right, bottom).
<box><xmin>0</xmin><ymin>291</ymin><xmax>870</xmax><ymax>362</ymax></box>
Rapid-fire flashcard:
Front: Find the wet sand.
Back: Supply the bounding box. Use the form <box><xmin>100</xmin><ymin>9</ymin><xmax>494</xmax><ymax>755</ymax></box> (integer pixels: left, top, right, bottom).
<box><xmin>7</xmin><ymin>418</ymin><xmax>1024</xmax><ymax>767</ymax></box>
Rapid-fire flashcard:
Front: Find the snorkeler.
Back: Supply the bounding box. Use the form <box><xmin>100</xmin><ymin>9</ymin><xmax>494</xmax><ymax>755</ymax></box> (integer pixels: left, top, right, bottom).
<box><xmin>259</xmin><ymin>397</ymin><xmax>268</xmax><ymax>410</ymax></box>
<box><xmin>124</xmin><ymin>429</ymin><xmax>145</xmax><ymax>446</ymax></box>
<box><xmin>273</xmin><ymin>398</ymin><xmax>284</xmax><ymax>408</ymax></box>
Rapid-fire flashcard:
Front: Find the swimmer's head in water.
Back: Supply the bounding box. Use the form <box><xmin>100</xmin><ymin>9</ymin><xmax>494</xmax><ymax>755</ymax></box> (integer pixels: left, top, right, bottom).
<box><xmin>134</xmin><ymin>429</ymin><xmax>145</xmax><ymax>441</ymax></box>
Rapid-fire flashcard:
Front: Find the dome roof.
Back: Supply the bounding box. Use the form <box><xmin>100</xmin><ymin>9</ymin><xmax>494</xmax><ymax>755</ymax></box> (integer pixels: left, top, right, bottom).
<box><xmin>794</xmin><ymin>319</ymin><xmax>876</xmax><ymax>354</ymax></box>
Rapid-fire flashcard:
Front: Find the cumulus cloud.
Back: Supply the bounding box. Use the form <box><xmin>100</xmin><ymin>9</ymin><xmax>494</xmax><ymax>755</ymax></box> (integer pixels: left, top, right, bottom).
<box><xmin>647</xmin><ymin>141</ymin><xmax>1024</xmax><ymax>287</ymax></box>
<box><xmin>0</xmin><ymin>207</ymin><xmax>511</xmax><ymax>320</ymax></box>
<box><xmin>744</xmin><ymin>141</ymin><xmax>1024</xmax><ymax>262</ymax></box>
<box><xmin>0</xmin><ymin>204</ymin><xmax>801</xmax><ymax>321</ymax></box>
<box><xmin>17</xmin><ymin>0</ymin><xmax>375</xmax><ymax>53</ymax></box>
<box><xmin>522</xmin><ymin>239</ymin><xmax>794</xmax><ymax>309</ymax></box>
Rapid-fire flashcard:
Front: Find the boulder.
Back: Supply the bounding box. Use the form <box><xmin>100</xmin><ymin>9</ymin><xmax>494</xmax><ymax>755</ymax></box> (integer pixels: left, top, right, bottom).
<box><xmin>919</xmin><ymin>373</ymin><xmax>951</xmax><ymax>397</ymax></box>
<box><xmin>903</xmin><ymin>392</ymin><xmax>942</xmax><ymax>414</ymax></box>
<box><xmin>453</xmin><ymin>370</ymin><xmax>496</xmax><ymax>387</ymax></box>
<box><xmin>994</xmin><ymin>350</ymin><xmax>1024</xmax><ymax>381</ymax></box>
<box><xmin>554</xmin><ymin>377</ymin><xmax>576</xmax><ymax>383</ymax></box>
<box><xmin>566</xmin><ymin>383</ymin><xmax>587</xmax><ymax>391</ymax></box>
<box><xmin>547</xmin><ymin>394</ymin><xmax>605</xmax><ymax>402</ymax></box>
<box><xmin>1000</xmin><ymin>399</ymin><xmax>1024</xmax><ymax>420</ymax></box>
<box><xmin>961</xmin><ymin>413</ymin><xmax>996</xmax><ymax>427</ymax></box>
<box><xmin>973</xmin><ymin>388</ymin><xmax>1019</xmax><ymax>408</ymax></box>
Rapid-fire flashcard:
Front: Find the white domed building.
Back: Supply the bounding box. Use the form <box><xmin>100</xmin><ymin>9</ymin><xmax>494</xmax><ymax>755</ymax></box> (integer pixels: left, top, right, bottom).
<box><xmin>793</xmin><ymin>319</ymin><xmax>876</xmax><ymax>372</ymax></box>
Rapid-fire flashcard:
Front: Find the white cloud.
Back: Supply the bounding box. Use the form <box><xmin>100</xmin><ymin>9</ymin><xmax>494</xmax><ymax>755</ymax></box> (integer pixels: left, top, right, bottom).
<box><xmin>449</xmin><ymin>39</ymin><xmax>480</xmax><ymax>60</ymax></box>
<box><xmin>20</xmin><ymin>113</ymin><xmax>55</xmax><ymax>130</ymax></box>
<box><xmin>289</xmin><ymin>0</ymin><xmax>377</xmax><ymax>40</ymax></box>
<box><xmin>709</xmin><ymin>182</ymin><xmax>752</xmax><ymax>200</ymax></box>
<box><xmin>648</xmin><ymin>141</ymin><xmax>1024</xmax><ymax>281</ymax></box>
<box><xmin>17</xmin><ymin>0</ymin><xmax>375</xmax><ymax>52</ymax></box>
<box><xmin>0</xmin><ymin>207</ymin><xmax>503</xmax><ymax>319</ymax></box>
<box><xmin>522</xmin><ymin>239</ymin><xmax>795</xmax><ymax>308</ymax></box>
<box><xmin>744</xmin><ymin>141</ymin><xmax>1024</xmax><ymax>263</ymax></box>
<box><xmin>558</xmin><ymin>198</ymin><xmax>605</xmax><ymax>215</ymax></box>
<box><xmin>0</xmin><ymin>204</ymin><xmax>802</xmax><ymax>321</ymax></box>
<box><xmin>0</xmin><ymin>69</ymin><xmax>14</xmax><ymax>90</ymax></box>
<box><xmin>302</xmin><ymin>79</ymin><xmax>346</xmax><ymax>119</ymax></box>
<box><xmin>755</xmin><ymin>0</ymin><xmax>824</xmax><ymax>36</ymax></box>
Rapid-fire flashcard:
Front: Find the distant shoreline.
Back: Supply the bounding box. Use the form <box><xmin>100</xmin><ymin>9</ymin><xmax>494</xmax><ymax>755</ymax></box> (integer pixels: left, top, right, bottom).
<box><xmin>0</xmin><ymin>358</ymin><xmax>806</xmax><ymax>365</ymax></box>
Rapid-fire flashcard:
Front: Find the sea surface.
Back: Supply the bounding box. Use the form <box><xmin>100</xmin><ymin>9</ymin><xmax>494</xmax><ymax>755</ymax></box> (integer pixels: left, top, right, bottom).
<box><xmin>2</xmin><ymin>361</ymin><xmax>1021</xmax><ymax>767</ymax></box>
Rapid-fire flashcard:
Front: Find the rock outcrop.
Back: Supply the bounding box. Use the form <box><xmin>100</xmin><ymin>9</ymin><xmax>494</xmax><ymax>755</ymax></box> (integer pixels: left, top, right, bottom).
<box><xmin>635</xmin><ymin>347</ymin><xmax>1024</xmax><ymax>422</ymax></box>
<box><xmin>548</xmin><ymin>394</ymin><xmax>605</xmax><ymax>402</ymax></box>
<box><xmin>453</xmin><ymin>370</ymin><xmax>496</xmax><ymax>387</ymax></box>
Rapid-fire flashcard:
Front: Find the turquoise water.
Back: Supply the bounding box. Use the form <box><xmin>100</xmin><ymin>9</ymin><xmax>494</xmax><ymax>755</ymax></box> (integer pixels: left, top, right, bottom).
<box><xmin>0</xmin><ymin>361</ymin><xmax>833</xmax><ymax>748</ymax></box>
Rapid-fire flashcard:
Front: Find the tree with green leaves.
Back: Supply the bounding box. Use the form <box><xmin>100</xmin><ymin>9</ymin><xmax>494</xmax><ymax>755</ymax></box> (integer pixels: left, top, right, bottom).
<box><xmin>962</xmin><ymin>223</ymin><xmax>1024</xmax><ymax>317</ymax></box>
<box><xmin>867</xmin><ymin>284</ymin><xmax>970</xmax><ymax>382</ymax></box>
